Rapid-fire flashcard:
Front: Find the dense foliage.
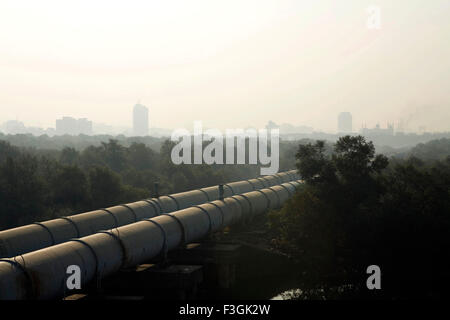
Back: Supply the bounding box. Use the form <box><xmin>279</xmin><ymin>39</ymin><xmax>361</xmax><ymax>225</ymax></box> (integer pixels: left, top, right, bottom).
<box><xmin>0</xmin><ymin>139</ymin><xmax>261</xmax><ymax>230</ymax></box>
<box><xmin>269</xmin><ymin>136</ymin><xmax>450</xmax><ymax>299</ymax></box>
<box><xmin>0</xmin><ymin>136</ymin><xmax>299</xmax><ymax>230</ymax></box>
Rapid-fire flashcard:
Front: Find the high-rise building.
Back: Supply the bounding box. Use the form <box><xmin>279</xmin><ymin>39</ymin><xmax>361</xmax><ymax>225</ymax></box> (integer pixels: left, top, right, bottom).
<box><xmin>338</xmin><ymin>112</ymin><xmax>352</xmax><ymax>133</ymax></box>
<box><xmin>133</xmin><ymin>103</ymin><xmax>149</xmax><ymax>136</ymax></box>
<box><xmin>77</xmin><ymin>118</ymin><xmax>93</xmax><ymax>135</ymax></box>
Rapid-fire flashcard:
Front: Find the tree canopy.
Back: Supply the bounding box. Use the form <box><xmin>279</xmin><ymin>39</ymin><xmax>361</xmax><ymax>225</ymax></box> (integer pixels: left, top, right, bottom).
<box><xmin>269</xmin><ymin>135</ymin><xmax>450</xmax><ymax>299</ymax></box>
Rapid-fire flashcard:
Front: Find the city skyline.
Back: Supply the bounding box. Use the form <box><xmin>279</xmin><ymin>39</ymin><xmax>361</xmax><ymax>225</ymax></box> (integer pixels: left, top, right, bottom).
<box><xmin>0</xmin><ymin>111</ymin><xmax>445</xmax><ymax>137</ymax></box>
<box><xmin>0</xmin><ymin>1</ymin><xmax>449</xmax><ymax>132</ymax></box>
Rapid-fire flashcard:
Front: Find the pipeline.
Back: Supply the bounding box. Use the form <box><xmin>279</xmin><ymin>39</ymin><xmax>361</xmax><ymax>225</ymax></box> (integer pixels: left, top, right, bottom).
<box><xmin>0</xmin><ymin>179</ymin><xmax>302</xmax><ymax>300</ymax></box>
<box><xmin>0</xmin><ymin>170</ymin><xmax>300</xmax><ymax>259</ymax></box>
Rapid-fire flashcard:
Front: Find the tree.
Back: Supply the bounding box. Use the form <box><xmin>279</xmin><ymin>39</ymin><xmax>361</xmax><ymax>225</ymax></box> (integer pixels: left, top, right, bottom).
<box><xmin>270</xmin><ymin>136</ymin><xmax>409</xmax><ymax>298</ymax></box>
<box><xmin>271</xmin><ymin>136</ymin><xmax>450</xmax><ymax>299</ymax></box>
<box><xmin>295</xmin><ymin>140</ymin><xmax>335</xmax><ymax>185</ymax></box>
<box><xmin>101</xmin><ymin>139</ymin><xmax>127</xmax><ymax>172</ymax></box>
<box><xmin>60</xmin><ymin>147</ymin><xmax>79</xmax><ymax>165</ymax></box>
<box><xmin>88</xmin><ymin>166</ymin><xmax>123</xmax><ymax>208</ymax></box>
<box><xmin>0</xmin><ymin>155</ymin><xmax>48</xmax><ymax>229</ymax></box>
<box><xmin>127</xmin><ymin>142</ymin><xmax>157</xmax><ymax>171</ymax></box>
<box><xmin>52</xmin><ymin>165</ymin><xmax>89</xmax><ymax>210</ymax></box>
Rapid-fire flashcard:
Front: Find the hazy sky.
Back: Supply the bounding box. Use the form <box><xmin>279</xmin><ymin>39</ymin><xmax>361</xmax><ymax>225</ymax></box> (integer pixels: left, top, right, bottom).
<box><xmin>0</xmin><ymin>0</ymin><xmax>449</xmax><ymax>132</ymax></box>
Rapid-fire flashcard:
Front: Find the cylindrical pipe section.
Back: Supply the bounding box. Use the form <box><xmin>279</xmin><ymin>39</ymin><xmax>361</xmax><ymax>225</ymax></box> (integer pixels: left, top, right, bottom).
<box><xmin>123</xmin><ymin>201</ymin><xmax>159</xmax><ymax>220</ymax></box>
<box><xmin>69</xmin><ymin>210</ymin><xmax>117</xmax><ymax>237</ymax></box>
<box><xmin>268</xmin><ymin>185</ymin><xmax>290</xmax><ymax>209</ymax></box>
<box><xmin>170</xmin><ymin>190</ymin><xmax>209</xmax><ymax>210</ymax></box>
<box><xmin>196</xmin><ymin>203</ymin><xmax>224</xmax><ymax>233</ymax></box>
<box><xmin>107</xmin><ymin>221</ymin><xmax>165</xmax><ymax>268</ymax></box>
<box><xmin>145</xmin><ymin>199</ymin><xmax>162</xmax><ymax>215</ymax></box>
<box><xmin>260</xmin><ymin>175</ymin><xmax>279</xmax><ymax>187</ymax></box>
<box><xmin>221</xmin><ymin>197</ymin><xmax>243</xmax><ymax>226</ymax></box>
<box><xmin>0</xmin><ymin>241</ymin><xmax>97</xmax><ymax>300</ymax></box>
<box><xmin>275</xmin><ymin>172</ymin><xmax>291</xmax><ymax>183</ymax></box>
<box><xmin>155</xmin><ymin>196</ymin><xmax>179</xmax><ymax>213</ymax></box>
<box><xmin>170</xmin><ymin>208</ymin><xmax>211</xmax><ymax>244</ymax></box>
<box><xmin>289</xmin><ymin>170</ymin><xmax>300</xmax><ymax>180</ymax></box>
<box><xmin>240</xmin><ymin>191</ymin><xmax>270</xmax><ymax>216</ymax></box>
<box><xmin>150</xmin><ymin>215</ymin><xmax>184</xmax><ymax>251</ymax></box>
<box><xmin>280</xmin><ymin>182</ymin><xmax>297</xmax><ymax>195</ymax></box>
<box><xmin>247</xmin><ymin>178</ymin><xmax>266</xmax><ymax>190</ymax></box>
<box><xmin>224</xmin><ymin>181</ymin><xmax>254</xmax><ymax>195</ymax></box>
<box><xmin>0</xmin><ymin>174</ymin><xmax>300</xmax><ymax>300</ymax></box>
<box><xmin>199</xmin><ymin>185</ymin><xmax>233</xmax><ymax>201</ymax></box>
<box><xmin>259</xmin><ymin>188</ymin><xmax>280</xmax><ymax>209</ymax></box>
<box><xmin>0</xmin><ymin>170</ymin><xmax>300</xmax><ymax>259</ymax></box>
<box><xmin>0</xmin><ymin>225</ymin><xmax>54</xmax><ymax>259</ymax></box>
<box><xmin>104</xmin><ymin>205</ymin><xmax>137</xmax><ymax>226</ymax></box>
<box><xmin>0</xmin><ymin>261</ymin><xmax>29</xmax><ymax>300</ymax></box>
<box><xmin>40</xmin><ymin>219</ymin><xmax>79</xmax><ymax>245</ymax></box>
<box><xmin>230</xmin><ymin>195</ymin><xmax>252</xmax><ymax>221</ymax></box>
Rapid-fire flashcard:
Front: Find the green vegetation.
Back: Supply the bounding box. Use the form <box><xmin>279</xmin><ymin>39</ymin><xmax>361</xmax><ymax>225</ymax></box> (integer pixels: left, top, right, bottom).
<box><xmin>406</xmin><ymin>138</ymin><xmax>450</xmax><ymax>160</ymax></box>
<box><xmin>269</xmin><ymin>136</ymin><xmax>450</xmax><ymax>299</ymax></box>
<box><xmin>2</xmin><ymin>133</ymin><xmax>449</xmax><ymax>300</ymax></box>
<box><xmin>0</xmin><ymin>136</ymin><xmax>299</xmax><ymax>231</ymax></box>
<box><xmin>0</xmin><ymin>138</ymin><xmax>264</xmax><ymax>230</ymax></box>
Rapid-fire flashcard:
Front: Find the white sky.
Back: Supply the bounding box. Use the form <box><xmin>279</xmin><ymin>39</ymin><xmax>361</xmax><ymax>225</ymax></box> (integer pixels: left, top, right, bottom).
<box><xmin>0</xmin><ymin>0</ymin><xmax>449</xmax><ymax>132</ymax></box>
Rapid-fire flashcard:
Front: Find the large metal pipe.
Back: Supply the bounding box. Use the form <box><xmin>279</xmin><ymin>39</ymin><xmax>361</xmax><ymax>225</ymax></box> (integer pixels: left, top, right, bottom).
<box><xmin>275</xmin><ymin>172</ymin><xmax>291</xmax><ymax>183</ymax></box>
<box><xmin>0</xmin><ymin>179</ymin><xmax>302</xmax><ymax>300</ymax></box>
<box><xmin>0</xmin><ymin>170</ymin><xmax>299</xmax><ymax>259</ymax></box>
<box><xmin>199</xmin><ymin>185</ymin><xmax>233</xmax><ymax>201</ymax></box>
<box><xmin>224</xmin><ymin>181</ymin><xmax>254</xmax><ymax>195</ymax></box>
<box><xmin>258</xmin><ymin>188</ymin><xmax>280</xmax><ymax>209</ymax></box>
<box><xmin>260</xmin><ymin>175</ymin><xmax>281</xmax><ymax>187</ymax></box>
<box><xmin>246</xmin><ymin>178</ymin><xmax>266</xmax><ymax>190</ymax></box>
<box><xmin>230</xmin><ymin>195</ymin><xmax>252</xmax><ymax>223</ymax></box>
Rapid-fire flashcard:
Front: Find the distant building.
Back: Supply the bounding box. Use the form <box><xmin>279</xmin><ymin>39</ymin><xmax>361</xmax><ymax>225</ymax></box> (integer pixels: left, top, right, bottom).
<box><xmin>2</xmin><ymin>120</ymin><xmax>27</xmax><ymax>134</ymax></box>
<box><xmin>279</xmin><ymin>123</ymin><xmax>313</xmax><ymax>134</ymax></box>
<box><xmin>56</xmin><ymin>117</ymin><xmax>76</xmax><ymax>135</ymax></box>
<box><xmin>265</xmin><ymin>120</ymin><xmax>280</xmax><ymax>131</ymax></box>
<box><xmin>338</xmin><ymin>112</ymin><xmax>352</xmax><ymax>133</ymax></box>
<box><xmin>265</xmin><ymin>121</ymin><xmax>313</xmax><ymax>134</ymax></box>
<box><xmin>360</xmin><ymin>123</ymin><xmax>394</xmax><ymax>136</ymax></box>
<box><xmin>1</xmin><ymin>120</ymin><xmax>56</xmax><ymax>136</ymax></box>
<box><xmin>56</xmin><ymin>117</ymin><xmax>93</xmax><ymax>135</ymax></box>
<box><xmin>133</xmin><ymin>103</ymin><xmax>149</xmax><ymax>136</ymax></box>
<box><xmin>77</xmin><ymin>118</ymin><xmax>93</xmax><ymax>135</ymax></box>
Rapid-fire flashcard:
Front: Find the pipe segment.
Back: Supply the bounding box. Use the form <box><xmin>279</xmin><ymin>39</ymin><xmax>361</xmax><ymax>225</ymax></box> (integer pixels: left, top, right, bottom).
<box><xmin>0</xmin><ymin>170</ymin><xmax>299</xmax><ymax>260</ymax></box>
<box><xmin>0</xmin><ymin>179</ymin><xmax>302</xmax><ymax>300</ymax></box>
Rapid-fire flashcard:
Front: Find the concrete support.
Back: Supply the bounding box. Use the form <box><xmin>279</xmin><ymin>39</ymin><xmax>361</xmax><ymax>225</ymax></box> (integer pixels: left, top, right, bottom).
<box><xmin>169</xmin><ymin>242</ymin><xmax>241</xmax><ymax>289</ymax></box>
<box><xmin>98</xmin><ymin>264</ymin><xmax>203</xmax><ymax>300</ymax></box>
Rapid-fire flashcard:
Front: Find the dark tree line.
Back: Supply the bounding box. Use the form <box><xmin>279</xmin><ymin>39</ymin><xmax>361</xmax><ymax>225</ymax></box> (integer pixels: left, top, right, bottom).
<box><xmin>0</xmin><ymin>137</ymin><xmax>300</xmax><ymax>231</ymax></box>
<box><xmin>269</xmin><ymin>136</ymin><xmax>450</xmax><ymax>299</ymax></box>
<box><xmin>0</xmin><ymin>140</ymin><xmax>242</xmax><ymax>230</ymax></box>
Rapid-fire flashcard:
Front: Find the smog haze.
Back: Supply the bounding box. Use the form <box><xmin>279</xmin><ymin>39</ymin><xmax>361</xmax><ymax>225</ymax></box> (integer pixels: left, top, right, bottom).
<box><xmin>0</xmin><ymin>0</ymin><xmax>449</xmax><ymax>132</ymax></box>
